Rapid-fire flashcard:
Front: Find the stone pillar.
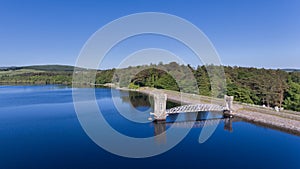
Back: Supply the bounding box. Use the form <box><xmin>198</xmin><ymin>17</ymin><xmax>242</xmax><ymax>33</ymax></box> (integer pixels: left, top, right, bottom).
<box><xmin>224</xmin><ymin>95</ymin><xmax>234</xmax><ymax>112</ymax></box>
<box><xmin>152</xmin><ymin>93</ymin><xmax>167</xmax><ymax>121</ymax></box>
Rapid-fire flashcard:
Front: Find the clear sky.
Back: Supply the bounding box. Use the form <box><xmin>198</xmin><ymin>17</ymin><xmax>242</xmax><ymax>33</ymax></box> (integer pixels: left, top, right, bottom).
<box><xmin>0</xmin><ymin>0</ymin><xmax>299</xmax><ymax>69</ymax></box>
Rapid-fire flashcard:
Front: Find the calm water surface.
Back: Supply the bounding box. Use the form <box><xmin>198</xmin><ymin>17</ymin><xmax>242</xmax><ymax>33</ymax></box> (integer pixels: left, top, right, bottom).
<box><xmin>0</xmin><ymin>85</ymin><xmax>300</xmax><ymax>169</ymax></box>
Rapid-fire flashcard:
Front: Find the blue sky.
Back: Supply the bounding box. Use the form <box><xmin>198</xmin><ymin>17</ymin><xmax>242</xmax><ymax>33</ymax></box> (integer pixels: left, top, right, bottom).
<box><xmin>0</xmin><ymin>0</ymin><xmax>299</xmax><ymax>69</ymax></box>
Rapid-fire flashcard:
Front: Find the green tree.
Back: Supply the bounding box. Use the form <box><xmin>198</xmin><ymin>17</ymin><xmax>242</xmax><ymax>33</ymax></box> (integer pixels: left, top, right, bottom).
<box><xmin>227</xmin><ymin>83</ymin><xmax>254</xmax><ymax>104</ymax></box>
<box><xmin>154</xmin><ymin>74</ymin><xmax>179</xmax><ymax>91</ymax></box>
<box><xmin>128</xmin><ymin>82</ymin><xmax>139</xmax><ymax>89</ymax></box>
<box><xmin>195</xmin><ymin>66</ymin><xmax>211</xmax><ymax>96</ymax></box>
<box><xmin>284</xmin><ymin>78</ymin><xmax>300</xmax><ymax>111</ymax></box>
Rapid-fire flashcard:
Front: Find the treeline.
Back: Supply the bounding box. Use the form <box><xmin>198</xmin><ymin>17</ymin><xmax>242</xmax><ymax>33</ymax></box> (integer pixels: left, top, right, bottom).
<box><xmin>0</xmin><ymin>72</ymin><xmax>73</xmax><ymax>84</ymax></box>
<box><xmin>1</xmin><ymin>63</ymin><xmax>300</xmax><ymax>111</ymax></box>
<box><xmin>224</xmin><ymin>66</ymin><xmax>300</xmax><ymax>111</ymax></box>
<box><xmin>112</xmin><ymin>62</ymin><xmax>300</xmax><ymax>111</ymax></box>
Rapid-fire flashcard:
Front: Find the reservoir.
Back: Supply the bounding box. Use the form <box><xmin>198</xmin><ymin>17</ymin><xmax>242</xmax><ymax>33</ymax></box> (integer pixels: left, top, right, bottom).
<box><xmin>0</xmin><ymin>85</ymin><xmax>300</xmax><ymax>169</ymax></box>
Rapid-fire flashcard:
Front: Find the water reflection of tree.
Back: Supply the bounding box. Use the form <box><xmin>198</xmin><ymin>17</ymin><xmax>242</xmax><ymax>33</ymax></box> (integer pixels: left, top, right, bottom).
<box><xmin>120</xmin><ymin>91</ymin><xmax>151</xmax><ymax>108</ymax></box>
<box><xmin>120</xmin><ymin>91</ymin><xmax>180</xmax><ymax>109</ymax></box>
<box><xmin>166</xmin><ymin>101</ymin><xmax>180</xmax><ymax>109</ymax></box>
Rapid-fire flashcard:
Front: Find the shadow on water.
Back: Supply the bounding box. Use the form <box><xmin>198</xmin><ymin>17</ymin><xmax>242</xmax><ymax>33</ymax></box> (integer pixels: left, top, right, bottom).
<box><xmin>152</xmin><ymin>113</ymin><xmax>236</xmax><ymax>144</ymax></box>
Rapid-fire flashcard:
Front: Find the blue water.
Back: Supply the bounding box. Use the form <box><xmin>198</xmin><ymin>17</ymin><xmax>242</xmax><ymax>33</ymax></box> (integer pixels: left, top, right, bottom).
<box><xmin>0</xmin><ymin>85</ymin><xmax>300</xmax><ymax>169</ymax></box>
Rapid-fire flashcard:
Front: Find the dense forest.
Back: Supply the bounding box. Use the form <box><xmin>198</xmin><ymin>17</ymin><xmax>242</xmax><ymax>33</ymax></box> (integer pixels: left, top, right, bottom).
<box><xmin>1</xmin><ymin>63</ymin><xmax>300</xmax><ymax>111</ymax></box>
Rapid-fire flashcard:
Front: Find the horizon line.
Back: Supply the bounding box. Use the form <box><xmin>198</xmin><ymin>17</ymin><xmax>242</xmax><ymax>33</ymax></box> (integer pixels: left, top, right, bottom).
<box><xmin>0</xmin><ymin>63</ymin><xmax>299</xmax><ymax>71</ymax></box>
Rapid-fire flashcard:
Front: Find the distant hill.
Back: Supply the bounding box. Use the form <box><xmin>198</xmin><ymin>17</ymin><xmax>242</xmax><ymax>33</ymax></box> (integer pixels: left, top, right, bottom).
<box><xmin>2</xmin><ymin>65</ymin><xmax>300</xmax><ymax>73</ymax></box>
<box><xmin>282</xmin><ymin>69</ymin><xmax>300</xmax><ymax>72</ymax></box>
<box><xmin>0</xmin><ymin>65</ymin><xmax>89</xmax><ymax>72</ymax></box>
<box><xmin>22</xmin><ymin>65</ymin><xmax>76</xmax><ymax>72</ymax></box>
<box><xmin>0</xmin><ymin>66</ymin><xmax>22</xmax><ymax>71</ymax></box>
